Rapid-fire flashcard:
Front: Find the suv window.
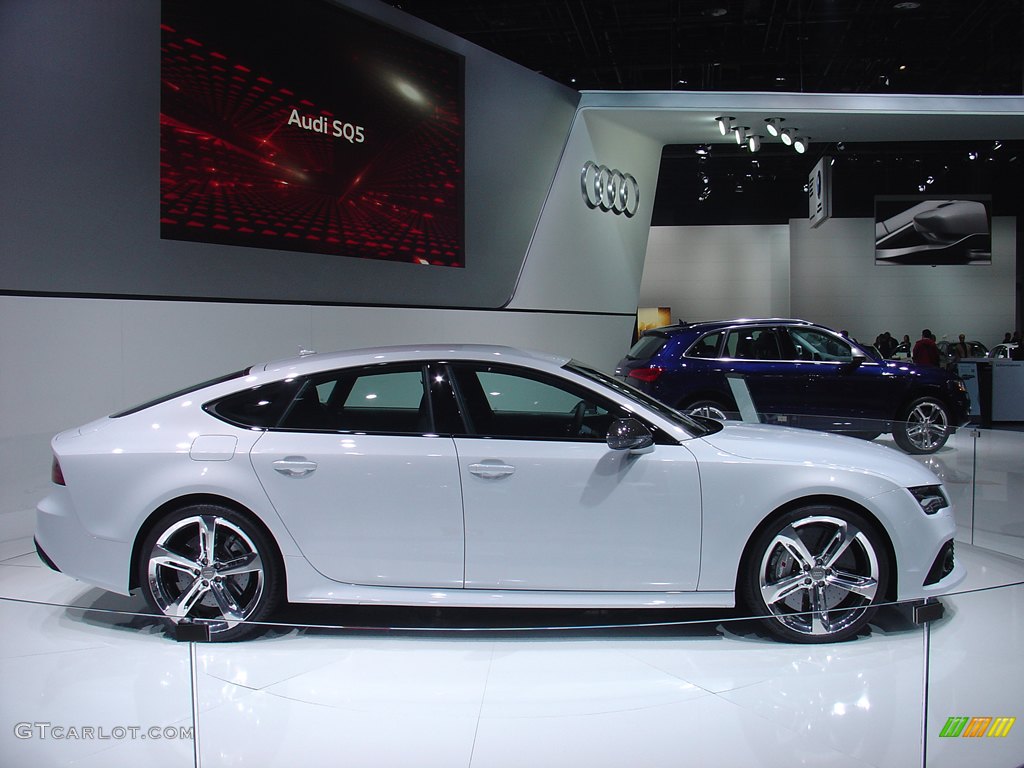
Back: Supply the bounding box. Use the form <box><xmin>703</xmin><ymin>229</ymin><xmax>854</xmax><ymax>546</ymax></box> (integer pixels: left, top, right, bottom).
<box><xmin>626</xmin><ymin>334</ymin><xmax>667</xmax><ymax>361</ymax></box>
<box><xmin>723</xmin><ymin>327</ymin><xmax>781</xmax><ymax>360</ymax></box>
<box><xmin>686</xmin><ymin>331</ymin><xmax>723</xmax><ymax>358</ymax></box>
<box><xmin>786</xmin><ymin>327</ymin><xmax>854</xmax><ymax>362</ymax></box>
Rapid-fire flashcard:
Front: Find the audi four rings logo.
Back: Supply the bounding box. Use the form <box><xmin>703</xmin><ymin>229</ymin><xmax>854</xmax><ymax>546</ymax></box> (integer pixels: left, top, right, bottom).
<box><xmin>580</xmin><ymin>161</ymin><xmax>640</xmax><ymax>217</ymax></box>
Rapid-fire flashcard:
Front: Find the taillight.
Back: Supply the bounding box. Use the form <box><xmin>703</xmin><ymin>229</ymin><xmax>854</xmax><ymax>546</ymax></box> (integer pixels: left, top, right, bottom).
<box><xmin>51</xmin><ymin>456</ymin><xmax>66</xmax><ymax>486</ymax></box>
<box><xmin>628</xmin><ymin>366</ymin><xmax>664</xmax><ymax>383</ymax></box>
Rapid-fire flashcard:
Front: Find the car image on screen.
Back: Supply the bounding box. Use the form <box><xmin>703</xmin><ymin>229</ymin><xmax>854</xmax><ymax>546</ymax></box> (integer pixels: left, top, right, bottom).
<box><xmin>36</xmin><ymin>345</ymin><xmax>962</xmax><ymax>644</ymax></box>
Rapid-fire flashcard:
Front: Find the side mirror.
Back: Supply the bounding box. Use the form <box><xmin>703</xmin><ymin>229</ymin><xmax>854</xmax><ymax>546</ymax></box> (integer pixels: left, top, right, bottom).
<box><xmin>607</xmin><ymin>418</ymin><xmax>654</xmax><ymax>453</ymax></box>
<box><xmin>847</xmin><ymin>352</ymin><xmax>867</xmax><ymax>368</ymax></box>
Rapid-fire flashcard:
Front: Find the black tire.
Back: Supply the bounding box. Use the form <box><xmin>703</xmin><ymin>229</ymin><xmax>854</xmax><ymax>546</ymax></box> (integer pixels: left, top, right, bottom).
<box><xmin>893</xmin><ymin>396</ymin><xmax>951</xmax><ymax>454</ymax></box>
<box><xmin>847</xmin><ymin>431</ymin><xmax>882</xmax><ymax>442</ymax></box>
<box><xmin>741</xmin><ymin>504</ymin><xmax>890</xmax><ymax>643</ymax></box>
<box><xmin>684</xmin><ymin>399</ymin><xmax>730</xmax><ymax>421</ymax></box>
<box><xmin>137</xmin><ymin>504</ymin><xmax>283</xmax><ymax>641</ymax></box>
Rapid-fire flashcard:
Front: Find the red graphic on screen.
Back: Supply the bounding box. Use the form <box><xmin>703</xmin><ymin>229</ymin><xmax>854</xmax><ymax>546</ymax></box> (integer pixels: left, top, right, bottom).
<box><xmin>160</xmin><ymin>0</ymin><xmax>464</xmax><ymax>267</ymax></box>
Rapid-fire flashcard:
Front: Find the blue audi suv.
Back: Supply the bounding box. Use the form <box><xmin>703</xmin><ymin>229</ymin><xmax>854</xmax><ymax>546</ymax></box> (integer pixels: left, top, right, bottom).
<box><xmin>615</xmin><ymin>318</ymin><xmax>971</xmax><ymax>454</ymax></box>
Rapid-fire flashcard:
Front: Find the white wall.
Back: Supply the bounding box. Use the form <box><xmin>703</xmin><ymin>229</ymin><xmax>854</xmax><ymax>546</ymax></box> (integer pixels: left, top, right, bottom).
<box><xmin>0</xmin><ymin>296</ymin><xmax>633</xmax><ymax>442</ymax></box>
<box><xmin>639</xmin><ymin>217</ymin><xmax>1015</xmax><ymax>346</ymax></box>
<box><xmin>640</xmin><ymin>225</ymin><xmax>791</xmax><ymax>321</ymax></box>
<box><xmin>791</xmin><ymin>217</ymin><xmax>1016</xmax><ymax>345</ymax></box>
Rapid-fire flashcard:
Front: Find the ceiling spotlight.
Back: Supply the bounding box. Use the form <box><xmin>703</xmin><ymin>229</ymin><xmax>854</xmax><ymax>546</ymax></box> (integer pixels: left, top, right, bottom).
<box><xmin>968</xmin><ymin>150</ymin><xmax>979</xmax><ymax>160</ymax></box>
<box><xmin>918</xmin><ymin>184</ymin><xmax>927</xmax><ymax>192</ymax></box>
<box><xmin>695</xmin><ymin>144</ymin><xmax>710</xmax><ymax>156</ymax></box>
<box><xmin>764</xmin><ymin>118</ymin><xmax>785</xmax><ymax>137</ymax></box>
<box><xmin>733</xmin><ymin>126</ymin><xmax>750</xmax><ymax>145</ymax></box>
<box><xmin>716</xmin><ymin>116</ymin><xmax>735</xmax><ymax>136</ymax></box>
<box><xmin>748</xmin><ymin>135</ymin><xmax>762</xmax><ymax>152</ymax></box>
<box><xmin>793</xmin><ymin>136</ymin><xmax>810</xmax><ymax>154</ymax></box>
<box><xmin>993</xmin><ymin>140</ymin><xmax>1003</xmax><ymax>150</ymax></box>
<box><xmin>780</xmin><ymin>128</ymin><xmax>795</xmax><ymax>146</ymax></box>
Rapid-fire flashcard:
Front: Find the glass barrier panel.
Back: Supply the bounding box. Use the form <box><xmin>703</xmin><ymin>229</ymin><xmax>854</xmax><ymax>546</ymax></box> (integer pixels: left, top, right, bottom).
<box><xmin>967</xmin><ymin>428</ymin><xmax>1024</xmax><ymax>560</ymax></box>
<box><xmin>0</xmin><ymin>596</ymin><xmax>197</xmax><ymax>768</ymax></box>
<box><xmin>191</xmin><ymin>603</ymin><xmax>928</xmax><ymax>766</ymax></box>
<box><xmin>924</xmin><ymin>553</ymin><xmax>1024</xmax><ymax>767</ymax></box>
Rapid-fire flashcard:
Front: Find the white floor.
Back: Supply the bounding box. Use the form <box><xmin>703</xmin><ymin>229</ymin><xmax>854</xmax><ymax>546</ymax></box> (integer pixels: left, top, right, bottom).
<box><xmin>1</xmin><ymin>429</ymin><xmax>1023</xmax><ymax>768</ymax></box>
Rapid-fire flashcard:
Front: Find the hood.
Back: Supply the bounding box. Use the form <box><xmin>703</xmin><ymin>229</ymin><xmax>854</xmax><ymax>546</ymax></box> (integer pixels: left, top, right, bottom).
<box><xmin>700</xmin><ymin>422</ymin><xmax>942</xmax><ymax>487</ymax></box>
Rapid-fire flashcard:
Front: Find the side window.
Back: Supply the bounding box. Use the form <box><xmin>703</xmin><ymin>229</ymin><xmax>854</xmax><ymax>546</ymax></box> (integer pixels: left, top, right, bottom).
<box><xmin>451</xmin><ymin>365</ymin><xmax>622</xmax><ymax>440</ymax></box>
<box><xmin>279</xmin><ymin>366</ymin><xmax>430</xmax><ymax>433</ymax></box>
<box><xmin>787</xmin><ymin>328</ymin><xmax>854</xmax><ymax>362</ymax></box>
<box><xmin>686</xmin><ymin>331</ymin><xmax>723</xmax><ymax>359</ymax></box>
<box><xmin>723</xmin><ymin>327</ymin><xmax>781</xmax><ymax>360</ymax></box>
<box><xmin>206</xmin><ymin>379</ymin><xmax>303</xmax><ymax>428</ymax></box>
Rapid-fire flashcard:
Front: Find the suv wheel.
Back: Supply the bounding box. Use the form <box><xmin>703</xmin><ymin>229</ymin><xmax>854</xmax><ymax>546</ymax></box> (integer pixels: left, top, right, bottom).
<box><xmin>894</xmin><ymin>397</ymin><xmax>951</xmax><ymax>454</ymax></box>
<box><xmin>685</xmin><ymin>400</ymin><xmax>729</xmax><ymax>421</ymax></box>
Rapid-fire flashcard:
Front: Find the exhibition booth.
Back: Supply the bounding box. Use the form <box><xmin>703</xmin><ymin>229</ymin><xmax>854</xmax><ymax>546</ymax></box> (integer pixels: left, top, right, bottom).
<box><xmin>2</xmin><ymin>0</ymin><xmax>1024</xmax><ymax>766</ymax></box>
<box><xmin>1</xmin><ymin>424</ymin><xmax>1023</xmax><ymax>767</ymax></box>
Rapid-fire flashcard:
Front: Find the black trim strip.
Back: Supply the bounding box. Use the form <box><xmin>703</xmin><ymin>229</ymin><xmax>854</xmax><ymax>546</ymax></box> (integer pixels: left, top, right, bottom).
<box><xmin>0</xmin><ymin>289</ymin><xmax>637</xmax><ymax>318</ymax></box>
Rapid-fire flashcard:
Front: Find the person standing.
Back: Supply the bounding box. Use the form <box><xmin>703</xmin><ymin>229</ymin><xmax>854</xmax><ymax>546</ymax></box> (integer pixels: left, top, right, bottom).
<box><xmin>952</xmin><ymin>334</ymin><xmax>970</xmax><ymax>363</ymax></box>
<box><xmin>912</xmin><ymin>329</ymin><xmax>940</xmax><ymax>367</ymax></box>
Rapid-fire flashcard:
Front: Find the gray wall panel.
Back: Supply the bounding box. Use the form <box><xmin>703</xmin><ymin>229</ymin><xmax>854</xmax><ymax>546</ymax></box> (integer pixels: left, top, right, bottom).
<box><xmin>0</xmin><ymin>0</ymin><xmax>579</xmax><ymax>308</ymax></box>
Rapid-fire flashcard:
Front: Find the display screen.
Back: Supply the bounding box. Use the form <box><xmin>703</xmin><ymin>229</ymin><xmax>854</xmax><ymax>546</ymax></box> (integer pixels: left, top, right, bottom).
<box><xmin>160</xmin><ymin>0</ymin><xmax>465</xmax><ymax>267</ymax></box>
<box><xmin>874</xmin><ymin>196</ymin><xmax>991</xmax><ymax>265</ymax></box>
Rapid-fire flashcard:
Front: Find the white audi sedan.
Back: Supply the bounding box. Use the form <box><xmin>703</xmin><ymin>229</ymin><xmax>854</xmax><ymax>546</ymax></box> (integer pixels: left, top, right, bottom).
<box><xmin>36</xmin><ymin>345</ymin><xmax>963</xmax><ymax>643</ymax></box>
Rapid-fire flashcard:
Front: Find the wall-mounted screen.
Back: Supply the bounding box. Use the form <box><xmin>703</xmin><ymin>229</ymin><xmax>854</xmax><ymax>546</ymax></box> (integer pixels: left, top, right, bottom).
<box><xmin>160</xmin><ymin>0</ymin><xmax>465</xmax><ymax>267</ymax></box>
<box><xmin>874</xmin><ymin>196</ymin><xmax>991</xmax><ymax>265</ymax></box>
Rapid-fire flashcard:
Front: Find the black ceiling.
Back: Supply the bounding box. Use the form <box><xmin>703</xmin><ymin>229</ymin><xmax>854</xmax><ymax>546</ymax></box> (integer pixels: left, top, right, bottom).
<box><xmin>387</xmin><ymin>0</ymin><xmax>1022</xmax><ymax>94</ymax></box>
<box><xmin>386</xmin><ymin>0</ymin><xmax>1024</xmax><ymax>224</ymax></box>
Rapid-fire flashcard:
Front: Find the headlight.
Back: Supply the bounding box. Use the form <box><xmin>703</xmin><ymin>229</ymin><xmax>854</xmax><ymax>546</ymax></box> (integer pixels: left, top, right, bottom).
<box><xmin>909</xmin><ymin>485</ymin><xmax>949</xmax><ymax>515</ymax></box>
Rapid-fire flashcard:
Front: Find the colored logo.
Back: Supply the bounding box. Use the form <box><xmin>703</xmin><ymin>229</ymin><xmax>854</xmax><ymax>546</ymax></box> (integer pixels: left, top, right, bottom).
<box><xmin>939</xmin><ymin>716</ymin><xmax>1016</xmax><ymax>738</ymax></box>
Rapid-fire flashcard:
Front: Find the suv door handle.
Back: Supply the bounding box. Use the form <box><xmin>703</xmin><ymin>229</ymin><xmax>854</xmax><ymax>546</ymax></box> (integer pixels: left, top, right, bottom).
<box><xmin>273</xmin><ymin>458</ymin><xmax>319</xmax><ymax>478</ymax></box>
<box><xmin>468</xmin><ymin>462</ymin><xmax>516</xmax><ymax>479</ymax></box>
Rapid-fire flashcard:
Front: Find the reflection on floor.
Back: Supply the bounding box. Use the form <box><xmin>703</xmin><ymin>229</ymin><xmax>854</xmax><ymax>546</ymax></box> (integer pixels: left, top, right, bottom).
<box><xmin>1</xmin><ymin>428</ymin><xmax>1022</xmax><ymax>768</ymax></box>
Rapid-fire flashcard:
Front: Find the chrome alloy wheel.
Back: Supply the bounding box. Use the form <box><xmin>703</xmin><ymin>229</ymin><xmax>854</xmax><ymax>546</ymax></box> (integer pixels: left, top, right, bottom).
<box><xmin>687</xmin><ymin>402</ymin><xmax>728</xmax><ymax>421</ymax></box>
<box><xmin>758</xmin><ymin>514</ymin><xmax>881</xmax><ymax>639</ymax></box>
<box><xmin>902</xmin><ymin>400</ymin><xmax>949</xmax><ymax>453</ymax></box>
<box><xmin>146</xmin><ymin>513</ymin><xmax>265</xmax><ymax>634</ymax></box>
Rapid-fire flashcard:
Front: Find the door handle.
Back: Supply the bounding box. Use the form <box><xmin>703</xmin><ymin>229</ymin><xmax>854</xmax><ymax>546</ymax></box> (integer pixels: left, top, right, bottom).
<box><xmin>468</xmin><ymin>462</ymin><xmax>516</xmax><ymax>479</ymax></box>
<box><xmin>273</xmin><ymin>458</ymin><xmax>319</xmax><ymax>478</ymax></box>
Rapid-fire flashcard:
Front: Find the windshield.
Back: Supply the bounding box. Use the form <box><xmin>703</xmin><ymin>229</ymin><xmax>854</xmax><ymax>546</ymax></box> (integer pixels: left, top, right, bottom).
<box><xmin>566</xmin><ymin>361</ymin><xmax>716</xmax><ymax>438</ymax></box>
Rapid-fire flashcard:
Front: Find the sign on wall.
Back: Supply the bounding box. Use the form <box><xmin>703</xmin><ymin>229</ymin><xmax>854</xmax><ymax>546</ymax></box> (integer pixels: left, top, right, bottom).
<box><xmin>807</xmin><ymin>156</ymin><xmax>832</xmax><ymax>229</ymax></box>
<box><xmin>160</xmin><ymin>0</ymin><xmax>465</xmax><ymax>267</ymax></box>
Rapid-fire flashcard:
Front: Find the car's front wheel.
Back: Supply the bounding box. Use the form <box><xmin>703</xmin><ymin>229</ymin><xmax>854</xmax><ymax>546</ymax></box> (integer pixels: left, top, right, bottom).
<box><xmin>138</xmin><ymin>504</ymin><xmax>282</xmax><ymax>641</ymax></box>
<box><xmin>742</xmin><ymin>505</ymin><xmax>889</xmax><ymax>643</ymax></box>
<box><xmin>894</xmin><ymin>396</ymin><xmax>951</xmax><ymax>454</ymax></box>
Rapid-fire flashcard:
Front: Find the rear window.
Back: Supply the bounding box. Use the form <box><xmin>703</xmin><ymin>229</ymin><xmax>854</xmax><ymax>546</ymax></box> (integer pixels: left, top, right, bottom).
<box><xmin>206</xmin><ymin>378</ymin><xmax>303</xmax><ymax>429</ymax></box>
<box><xmin>626</xmin><ymin>334</ymin><xmax>668</xmax><ymax>361</ymax></box>
<box><xmin>111</xmin><ymin>368</ymin><xmax>250</xmax><ymax>418</ymax></box>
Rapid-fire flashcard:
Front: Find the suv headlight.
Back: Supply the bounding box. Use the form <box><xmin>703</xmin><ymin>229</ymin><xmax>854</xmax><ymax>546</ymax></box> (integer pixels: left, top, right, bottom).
<box><xmin>909</xmin><ymin>485</ymin><xmax>949</xmax><ymax>515</ymax></box>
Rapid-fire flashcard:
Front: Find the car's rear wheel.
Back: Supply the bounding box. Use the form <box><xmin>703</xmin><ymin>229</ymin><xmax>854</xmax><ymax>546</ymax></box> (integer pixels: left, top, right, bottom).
<box><xmin>138</xmin><ymin>504</ymin><xmax>282</xmax><ymax>641</ymax></box>
<box><xmin>894</xmin><ymin>396</ymin><xmax>951</xmax><ymax>454</ymax></box>
<box><xmin>742</xmin><ymin>505</ymin><xmax>889</xmax><ymax>643</ymax></box>
<box><xmin>684</xmin><ymin>399</ymin><xmax>730</xmax><ymax>421</ymax></box>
